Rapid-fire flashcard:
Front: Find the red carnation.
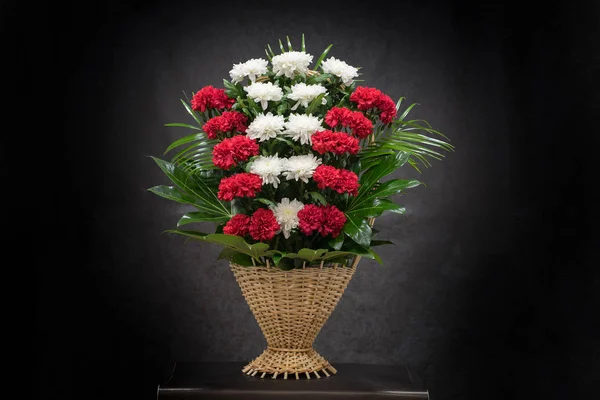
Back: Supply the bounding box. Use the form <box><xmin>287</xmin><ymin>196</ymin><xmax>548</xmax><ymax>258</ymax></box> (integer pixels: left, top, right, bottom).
<box><xmin>347</xmin><ymin>111</ymin><xmax>373</xmax><ymax>138</ymax></box>
<box><xmin>298</xmin><ymin>204</ymin><xmax>346</xmax><ymax>238</ymax></box>
<box><xmin>350</xmin><ymin>86</ymin><xmax>382</xmax><ymax>111</ymax></box>
<box><xmin>222</xmin><ymin>111</ymin><xmax>248</xmax><ymax>133</ymax></box>
<box><xmin>324</xmin><ymin>107</ymin><xmax>373</xmax><ymax>138</ymax></box>
<box><xmin>324</xmin><ymin>107</ymin><xmax>352</xmax><ymax>128</ymax></box>
<box><xmin>212</xmin><ymin>135</ymin><xmax>259</xmax><ymax>170</ymax></box>
<box><xmin>191</xmin><ymin>86</ymin><xmax>235</xmax><ymax>112</ymax></box>
<box><xmin>313</xmin><ymin>165</ymin><xmax>359</xmax><ymax>196</ymax></box>
<box><xmin>223</xmin><ymin>214</ymin><xmax>251</xmax><ymax>237</ymax></box>
<box><xmin>350</xmin><ymin>86</ymin><xmax>397</xmax><ymax>124</ymax></box>
<box><xmin>376</xmin><ymin>93</ymin><xmax>397</xmax><ymax>124</ymax></box>
<box><xmin>319</xmin><ymin>205</ymin><xmax>346</xmax><ymax>238</ymax></box>
<box><xmin>217</xmin><ymin>173</ymin><xmax>262</xmax><ymax>201</ymax></box>
<box><xmin>249</xmin><ymin>208</ymin><xmax>280</xmax><ymax>241</ymax></box>
<box><xmin>203</xmin><ymin>111</ymin><xmax>248</xmax><ymax>139</ymax></box>
<box><xmin>311</xmin><ymin>130</ymin><xmax>360</xmax><ymax>155</ymax></box>
<box><xmin>297</xmin><ymin>204</ymin><xmax>324</xmax><ymax>236</ymax></box>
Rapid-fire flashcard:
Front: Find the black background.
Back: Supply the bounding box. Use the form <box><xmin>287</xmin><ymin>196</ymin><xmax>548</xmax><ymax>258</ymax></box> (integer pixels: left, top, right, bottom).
<box><xmin>4</xmin><ymin>0</ymin><xmax>599</xmax><ymax>399</ymax></box>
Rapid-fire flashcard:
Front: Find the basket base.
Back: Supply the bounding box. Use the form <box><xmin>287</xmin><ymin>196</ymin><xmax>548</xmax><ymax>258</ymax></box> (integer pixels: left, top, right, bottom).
<box><xmin>242</xmin><ymin>348</ymin><xmax>337</xmax><ymax>379</ymax></box>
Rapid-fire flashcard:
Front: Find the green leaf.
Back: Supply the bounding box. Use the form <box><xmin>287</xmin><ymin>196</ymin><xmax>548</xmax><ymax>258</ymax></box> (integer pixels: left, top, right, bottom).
<box><xmin>148</xmin><ymin>185</ymin><xmax>199</xmax><ymax>205</ymax></box>
<box><xmin>349</xmin><ymin>152</ymin><xmax>410</xmax><ymax>212</ymax></box>
<box><xmin>315</xmin><ymin>44</ymin><xmax>333</xmax><ymax>70</ymax></box>
<box><xmin>163</xmin><ymin>133</ymin><xmax>205</xmax><ymax>155</ymax></box>
<box><xmin>349</xmin><ymin>180</ymin><xmax>420</xmax><ymax>215</ymax></box>
<box><xmin>273</xmin><ymin>136</ymin><xmax>295</xmax><ymax>146</ymax></box>
<box><xmin>360</xmin><ymin>118</ymin><xmax>454</xmax><ymax>172</ymax></box>
<box><xmin>370</xmin><ymin>239</ymin><xmax>394</xmax><ymax>247</ymax></box>
<box><xmin>301</xmin><ymin>33</ymin><xmax>305</xmax><ymax>52</ymax></box>
<box><xmin>306</xmin><ymin>73</ymin><xmax>332</xmax><ymax>84</ymax></box>
<box><xmin>346</xmin><ymin>198</ymin><xmax>405</xmax><ymax>219</ymax></box>
<box><xmin>305</xmin><ymin>93</ymin><xmax>326</xmax><ymax>115</ymax></box>
<box><xmin>276</xmin><ymin>102</ymin><xmax>288</xmax><ymax>115</ymax></box>
<box><xmin>278</xmin><ymin>39</ymin><xmax>286</xmax><ymax>53</ymax></box>
<box><xmin>286</xmin><ymin>35</ymin><xmax>293</xmax><ymax>51</ymax></box>
<box><xmin>342</xmin><ymin>215</ymin><xmax>372</xmax><ymax>248</ymax></box>
<box><xmin>399</xmin><ymin>102</ymin><xmax>419</xmax><ymax>120</ymax></box>
<box><xmin>337</xmin><ymin>244</ymin><xmax>374</xmax><ymax>259</ymax></box>
<box><xmin>230</xmin><ymin>199</ymin><xmax>246</xmax><ymax>215</ymax></box>
<box><xmin>395</xmin><ymin>96</ymin><xmax>405</xmax><ymax>111</ymax></box>
<box><xmin>296</xmin><ymin>248</ymin><xmax>328</xmax><ymax>262</ymax></box>
<box><xmin>278</xmin><ymin>258</ymin><xmax>295</xmax><ymax>270</ymax></box>
<box><xmin>177</xmin><ymin>212</ymin><xmax>230</xmax><ymax>226</ymax></box>
<box><xmin>181</xmin><ymin>99</ymin><xmax>203</xmax><ymax>126</ymax></box>
<box><xmin>167</xmin><ymin>231</ymin><xmax>271</xmax><ymax>263</ymax></box>
<box><xmin>359</xmin><ymin>152</ymin><xmax>411</xmax><ymax>192</ymax></box>
<box><xmin>371</xmin><ymin>179</ymin><xmax>421</xmax><ymax>198</ymax></box>
<box><xmin>222</xmin><ymin>79</ymin><xmax>235</xmax><ymax>90</ymax></box>
<box><xmin>255</xmin><ymin>198</ymin><xmax>276</xmax><ymax>207</ymax></box>
<box><xmin>151</xmin><ymin>157</ymin><xmax>230</xmax><ymax>217</ymax></box>
<box><xmin>164</xmin><ymin>123</ymin><xmax>201</xmax><ymax>130</ymax></box>
<box><xmin>328</xmin><ymin>234</ymin><xmax>345</xmax><ymax>250</ymax></box>
<box><xmin>217</xmin><ymin>247</ymin><xmax>238</xmax><ymax>261</ymax></box>
<box><xmin>369</xmin><ymin>248</ymin><xmax>383</xmax><ymax>264</ymax></box>
<box><xmin>307</xmin><ymin>191</ymin><xmax>327</xmax><ymax>205</ymax></box>
<box><xmin>232</xmin><ymin>252</ymin><xmax>255</xmax><ymax>266</ymax></box>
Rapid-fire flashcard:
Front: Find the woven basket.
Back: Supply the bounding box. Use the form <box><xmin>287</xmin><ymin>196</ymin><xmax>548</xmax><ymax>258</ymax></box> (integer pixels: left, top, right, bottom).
<box><xmin>231</xmin><ymin>257</ymin><xmax>360</xmax><ymax>379</ymax></box>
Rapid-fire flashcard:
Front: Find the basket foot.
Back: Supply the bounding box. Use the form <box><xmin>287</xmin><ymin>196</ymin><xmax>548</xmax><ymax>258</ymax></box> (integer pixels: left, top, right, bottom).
<box><xmin>242</xmin><ymin>348</ymin><xmax>337</xmax><ymax>379</ymax></box>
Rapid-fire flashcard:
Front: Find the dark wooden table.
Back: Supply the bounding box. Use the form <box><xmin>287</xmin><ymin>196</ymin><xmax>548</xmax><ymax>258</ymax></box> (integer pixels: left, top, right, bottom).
<box><xmin>157</xmin><ymin>362</ymin><xmax>429</xmax><ymax>399</ymax></box>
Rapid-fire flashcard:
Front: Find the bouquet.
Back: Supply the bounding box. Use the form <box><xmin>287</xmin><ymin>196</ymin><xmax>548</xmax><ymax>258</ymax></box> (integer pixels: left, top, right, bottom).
<box><xmin>149</xmin><ymin>36</ymin><xmax>453</xmax><ymax>270</ymax></box>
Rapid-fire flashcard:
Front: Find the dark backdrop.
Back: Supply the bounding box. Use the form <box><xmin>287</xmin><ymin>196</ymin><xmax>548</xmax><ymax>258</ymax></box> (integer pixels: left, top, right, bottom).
<box><xmin>7</xmin><ymin>0</ymin><xmax>597</xmax><ymax>399</ymax></box>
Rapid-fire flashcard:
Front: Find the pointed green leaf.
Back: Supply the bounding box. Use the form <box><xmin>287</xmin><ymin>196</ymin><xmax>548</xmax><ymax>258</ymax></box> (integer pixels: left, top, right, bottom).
<box><xmin>315</xmin><ymin>44</ymin><xmax>333</xmax><ymax>70</ymax></box>
<box><xmin>181</xmin><ymin>99</ymin><xmax>203</xmax><ymax>126</ymax></box>
<box><xmin>164</xmin><ymin>123</ymin><xmax>201</xmax><ymax>130</ymax></box>
<box><xmin>305</xmin><ymin>93</ymin><xmax>326</xmax><ymax>114</ymax></box>
<box><xmin>346</xmin><ymin>198</ymin><xmax>406</xmax><ymax>219</ymax></box>
<box><xmin>148</xmin><ymin>185</ymin><xmax>199</xmax><ymax>205</ymax></box>
<box><xmin>286</xmin><ymin>35</ymin><xmax>293</xmax><ymax>51</ymax></box>
<box><xmin>163</xmin><ymin>133</ymin><xmax>206</xmax><ymax>155</ymax></box>
<box><xmin>255</xmin><ymin>198</ymin><xmax>276</xmax><ymax>207</ymax></box>
<box><xmin>177</xmin><ymin>212</ymin><xmax>230</xmax><ymax>226</ymax></box>
<box><xmin>301</xmin><ymin>33</ymin><xmax>305</xmax><ymax>52</ymax></box>
<box><xmin>342</xmin><ymin>215</ymin><xmax>372</xmax><ymax>248</ymax></box>
<box><xmin>307</xmin><ymin>191</ymin><xmax>327</xmax><ymax>205</ymax></box>
<box><xmin>370</xmin><ymin>239</ymin><xmax>394</xmax><ymax>247</ymax></box>
<box><xmin>306</xmin><ymin>73</ymin><xmax>332</xmax><ymax>84</ymax></box>
<box><xmin>151</xmin><ymin>157</ymin><xmax>230</xmax><ymax>217</ymax></box>
<box><xmin>399</xmin><ymin>102</ymin><xmax>419</xmax><ymax>121</ymax></box>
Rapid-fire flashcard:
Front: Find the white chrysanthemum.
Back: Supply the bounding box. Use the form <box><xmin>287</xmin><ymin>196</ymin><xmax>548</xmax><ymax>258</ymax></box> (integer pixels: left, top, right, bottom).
<box><xmin>271</xmin><ymin>198</ymin><xmax>305</xmax><ymax>239</ymax></box>
<box><xmin>283</xmin><ymin>113</ymin><xmax>325</xmax><ymax>145</ymax></box>
<box><xmin>229</xmin><ymin>58</ymin><xmax>269</xmax><ymax>84</ymax></box>
<box><xmin>320</xmin><ymin>57</ymin><xmax>359</xmax><ymax>85</ymax></box>
<box><xmin>271</xmin><ymin>51</ymin><xmax>313</xmax><ymax>78</ymax></box>
<box><xmin>249</xmin><ymin>155</ymin><xmax>286</xmax><ymax>188</ymax></box>
<box><xmin>244</xmin><ymin>82</ymin><xmax>284</xmax><ymax>110</ymax></box>
<box><xmin>246</xmin><ymin>112</ymin><xmax>286</xmax><ymax>142</ymax></box>
<box><xmin>283</xmin><ymin>154</ymin><xmax>322</xmax><ymax>183</ymax></box>
<box><xmin>288</xmin><ymin>83</ymin><xmax>328</xmax><ymax>111</ymax></box>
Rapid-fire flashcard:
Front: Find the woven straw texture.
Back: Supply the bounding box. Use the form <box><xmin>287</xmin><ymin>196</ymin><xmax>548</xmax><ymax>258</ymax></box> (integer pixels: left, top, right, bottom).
<box><xmin>231</xmin><ymin>260</ymin><xmax>358</xmax><ymax>379</ymax></box>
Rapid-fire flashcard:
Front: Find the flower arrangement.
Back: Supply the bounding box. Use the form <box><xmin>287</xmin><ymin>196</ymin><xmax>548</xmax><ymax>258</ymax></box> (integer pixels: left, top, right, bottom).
<box><xmin>149</xmin><ymin>36</ymin><xmax>453</xmax><ymax>270</ymax></box>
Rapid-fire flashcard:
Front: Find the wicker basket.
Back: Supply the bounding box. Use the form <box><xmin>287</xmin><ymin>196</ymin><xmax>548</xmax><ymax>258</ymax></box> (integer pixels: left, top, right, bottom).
<box><xmin>231</xmin><ymin>257</ymin><xmax>359</xmax><ymax>379</ymax></box>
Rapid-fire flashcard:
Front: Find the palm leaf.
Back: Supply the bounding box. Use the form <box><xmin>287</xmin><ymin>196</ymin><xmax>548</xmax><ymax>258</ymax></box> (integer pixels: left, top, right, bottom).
<box><xmin>360</xmin><ymin>103</ymin><xmax>454</xmax><ymax>171</ymax></box>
